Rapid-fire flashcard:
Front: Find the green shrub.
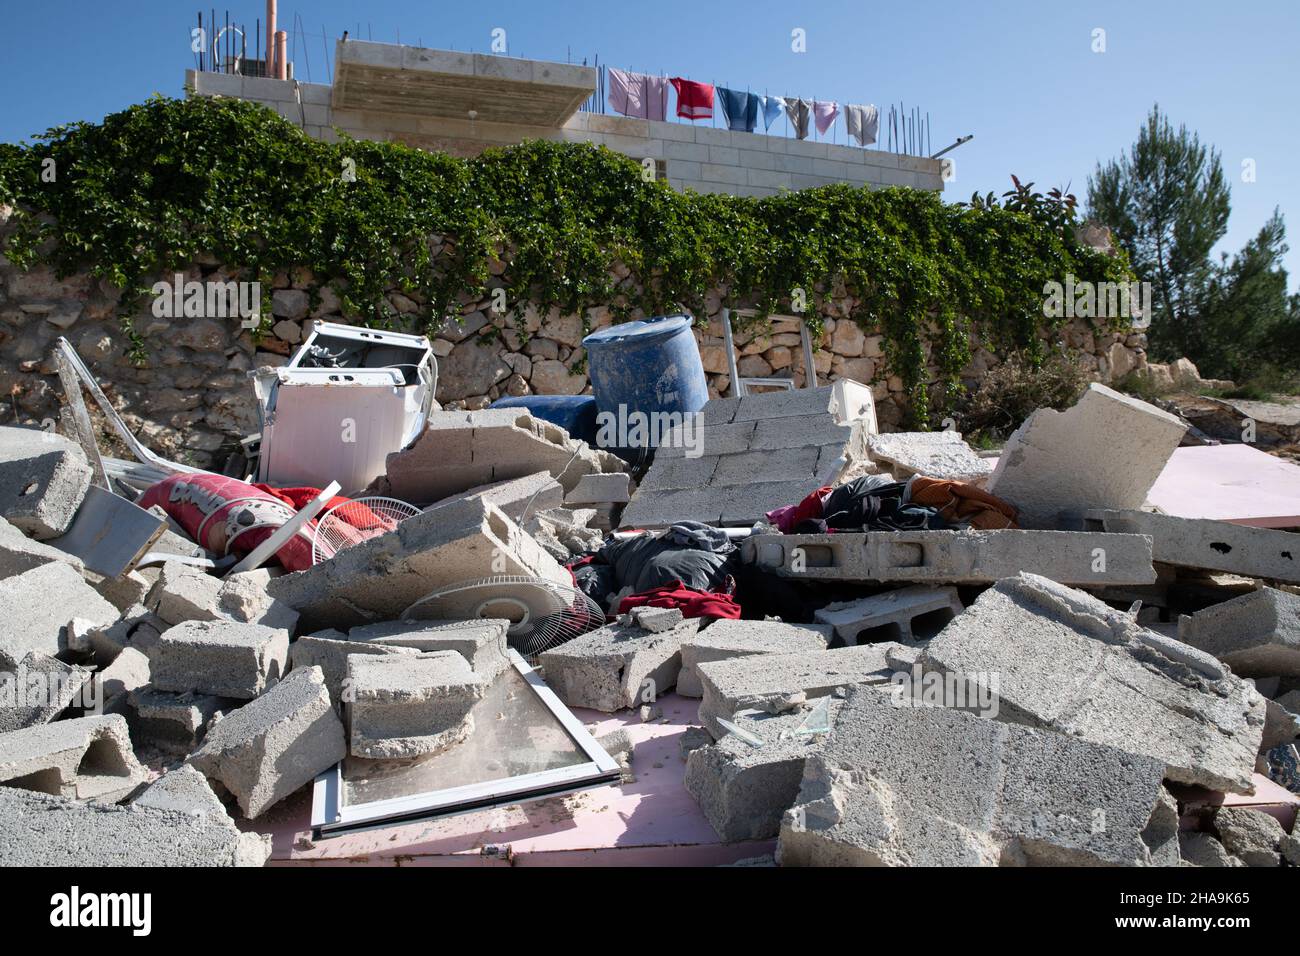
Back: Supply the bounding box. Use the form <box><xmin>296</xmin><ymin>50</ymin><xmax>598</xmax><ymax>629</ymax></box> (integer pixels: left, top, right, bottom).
<box><xmin>952</xmin><ymin>347</ymin><xmax>1089</xmax><ymax>442</ymax></box>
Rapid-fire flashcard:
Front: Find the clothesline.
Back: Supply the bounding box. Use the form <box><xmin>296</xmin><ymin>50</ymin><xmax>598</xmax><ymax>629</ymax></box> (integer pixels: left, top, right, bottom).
<box><xmin>596</xmin><ymin>64</ymin><xmax>903</xmax><ymax>150</ymax></box>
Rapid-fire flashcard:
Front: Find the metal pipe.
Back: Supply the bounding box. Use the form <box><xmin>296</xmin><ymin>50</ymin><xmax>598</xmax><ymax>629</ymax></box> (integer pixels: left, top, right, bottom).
<box><xmin>275</xmin><ymin>30</ymin><xmax>287</xmax><ymax>79</ymax></box>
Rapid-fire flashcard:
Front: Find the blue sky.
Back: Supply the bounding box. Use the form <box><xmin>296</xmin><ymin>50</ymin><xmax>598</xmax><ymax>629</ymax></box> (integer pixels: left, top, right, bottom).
<box><xmin>1</xmin><ymin>0</ymin><xmax>1296</xmax><ymax>287</ymax></box>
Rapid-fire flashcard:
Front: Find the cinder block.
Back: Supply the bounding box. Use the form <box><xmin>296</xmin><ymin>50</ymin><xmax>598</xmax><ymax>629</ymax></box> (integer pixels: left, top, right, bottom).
<box><xmin>216</xmin><ymin>570</ymin><xmax>301</xmax><ymax>632</ymax></box>
<box><xmin>151</xmin><ymin>620</ymin><xmax>289</xmax><ymax>700</ymax></box>
<box><xmin>1214</xmin><ymin>807</ymin><xmax>1286</xmax><ymax>867</ymax></box>
<box><xmin>814</xmin><ymin>586</ymin><xmax>963</xmax><ymax>645</ymax></box>
<box><xmin>678</xmin><ymin>619</ymin><xmax>830</xmax><ymax>698</ymax></box>
<box><xmin>0</xmin><ymin>786</ymin><xmax>270</xmax><ymax>866</ymax></box>
<box><xmin>629</xmin><ymin>605</ymin><xmax>684</xmax><ymax>634</ymax></box>
<box><xmin>742</xmin><ymin>529</ymin><xmax>1155</xmax><ymax>586</ymax></box>
<box><xmin>986</xmin><ymin>384</ymin><xmax>1186</xmax><ymax>528</ymax></box>
<box><xmin>347</xmin><ymin>652</ymin><xmax>486</xmax><ymax>759</ymax></box>
<box><xmin>685</xmin><ymin>704</ymin><xmax>840</xmax><ymax>841</ymax></box>
<box><xmin>0</xmin><ymin>426</ymin><xmax>92</xmax><ymax>539</ymax></box>
<box><xmin>0</xmin><ymin>651</ymin><xmax>92</xmax><ymax>732</ymax></box>
<box><xmin>132</xmin><ymin>764</ymin><xmax>228</xmax><ymax>819</ymax></box>
<box><xmin>0</xmin><ymin>562</ymin><xmax>118</xmax><ymax>660</ymax></box>
<box><xmin>146</xmin><ymin>563</ymin><xmax>223</xmax><ymax>626</ymax></box>
<box><xmin>126</xmin><ymin>686</ymin><xmax>235</xmax><ymax>755</ymax></box>
<box><xmin>917</xmin><ymin>573</ymin><xmax>1266</xmax><ymax>793</ymax></box>
<box><xmin>539</xmin><ymin>616</ymin><xmax>700</xmax><ymax>712</ymax></box>
<box><xmin>0</xmin><ymin>515</ymin><xmax>82</xmax><ymax>579</ymax></box>
<box><xmin>865</xmin><ymin>431</ymin><xmax>992</xmax><ymax>483</ymax></box>
<box><xmin>696</xmin><ymin>643</ymin><xmax>900</xmax><ymax>739</ymax></box>
<box><xmin>96</xmin><ymin>646</ymin><xmax>150</xmax><ymax>713</ymax></box>
<box><xmin>349</xmin><ymin>618</ymin><xmax>509</xmax><ymax>679</ymax></box>
<box><xmin>1177</xmin><ymin>587</ymin><xmax>1300</xmax><ymax>677</ymax></box>
<box><xmin>288</xmin><ymin>633</ymin><xmax>418</xmax><ymax>709</ymax></box>
<box><xmin>267</xmin><ymin>498</ymin><xmax>570</xmax><ymax>631</ymax></box>
<box><xmin>776</xmin><ymin>687</ymin><xmax>1177</xmax><ymax>867</ymax></box>
<box><xmin>565</xmin><ymin>472</ymin><xmax>632</xmax><ymax>505</ymax></box>
<box><xmin>1083</xmin><ymin>509</ymin><xmax>1300</xmax><ymax>584</ymax></box>
<box><xmin>188</xmin><ymin>666</ymin><xmax>346</xmax><ymax>818</ymax></box>
<box><xmin>424</xmin><ymin>470</ymin><xmax>565</xmax><ymax>522</ymax></box>
<box><xmin>0</xmin><ymin>714</ymin><xmax>148</xmax><ymax>802</ymax></box>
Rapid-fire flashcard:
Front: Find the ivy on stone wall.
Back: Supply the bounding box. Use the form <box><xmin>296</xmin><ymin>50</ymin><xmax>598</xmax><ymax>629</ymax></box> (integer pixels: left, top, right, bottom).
<box><xmin>0</xmin><ymin>95</ymin><xmax>1132</xmax><ymax>422</ymax></box>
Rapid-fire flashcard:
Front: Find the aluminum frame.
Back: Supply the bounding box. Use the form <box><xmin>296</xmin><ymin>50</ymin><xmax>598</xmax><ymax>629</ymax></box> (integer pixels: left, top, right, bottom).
<box><xmin>310</xmin><ymin>649</ymin><xmax>621</xmax><ymax>839</ymax></box>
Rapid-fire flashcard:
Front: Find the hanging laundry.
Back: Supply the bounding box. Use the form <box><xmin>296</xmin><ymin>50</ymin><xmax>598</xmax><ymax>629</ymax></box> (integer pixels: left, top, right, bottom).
<box><xmin>813</xmin><ymin>100</ymin><xmax>839</xmax><ymax>136</ymax></box>
<box><xmin>607</xmin><ymin>67</ymin><xmax>668</xmax><ymax>121</ymax></box>
<box><xmin>782</xmin><ymin>97</ymin><xmax>812</xmax><ymax>139</ymax></box>
<box><xmin>844</xmin><ymin>103</ymin><xmax>880</xmax><ymax>146</ymax></box>
<box><xmin>716</xmin><ymin>87</ymin><xmax>758</xmax><ymax>133</ymax></box>
<box><xmin>758</xmin><ymin>94</ymin><xmax>784</xmax><ymax>132</ymax></box>
<box><xmin>670</xmin><ymin>77</ymin><xmax>715</xmax><ymax>121</ymax></box>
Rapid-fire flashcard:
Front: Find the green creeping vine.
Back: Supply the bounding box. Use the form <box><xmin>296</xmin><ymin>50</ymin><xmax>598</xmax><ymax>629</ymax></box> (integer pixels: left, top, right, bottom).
<box><xmin>0</xmin><ymin>95</ymin><xmax>1132</xmax><ymax>424</ymax></box>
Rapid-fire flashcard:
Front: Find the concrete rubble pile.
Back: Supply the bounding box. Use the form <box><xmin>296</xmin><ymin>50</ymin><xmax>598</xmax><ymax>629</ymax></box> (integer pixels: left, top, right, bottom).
<box><xmin>2</xmin><ymin>344</ymin><xmax>1298</xmax><ymax>869</ymax></box>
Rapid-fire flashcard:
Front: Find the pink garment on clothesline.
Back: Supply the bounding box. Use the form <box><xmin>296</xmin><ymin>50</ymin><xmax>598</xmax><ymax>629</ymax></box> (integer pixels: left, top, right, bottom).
<box><xmin>813</xmin><ymin>100</ymin><xmax>839</xmax><ymax>135</ymax></box>
<box><xmin>607</xmin><ymin>68</ymin><xmax>668</xmax><ymax>122</ymax></box>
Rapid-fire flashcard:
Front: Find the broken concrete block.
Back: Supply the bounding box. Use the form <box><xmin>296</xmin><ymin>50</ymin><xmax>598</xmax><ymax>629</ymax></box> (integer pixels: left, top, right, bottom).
<box><xmin>986</xmin><ymin>384</ymin><xmax>1186</xmax><ymax>529</ymax></box>
<box><xmin>145</xmin><ymin>562</ymin><xmax>223</xmax><ymax>626</ymax></box>
<box><xmin>696</xmin><ymin>643</ymin><xmax>899</xmax><ymax>739</ymax></box>
<box><xmin>347</xmin><ymin>652</ymin><xmax>486</xmax><ymax>759</ymax></box>
<box><xmin>91</xmin><ymin>569</ymin><xmax>152</xmax><ymax>614</ymax></box>
<box><xmin>216</xmin><ymin>570</ymin><xmax>301</xmax><ymax>632</ymax></box>
<box><xmin>629</xmin><ymin>605</ymin><xmax>683</xmax><ymax>633</ymax></box>
<box><xmin>0</xmin><ymin>514</ymin><xmax>82</xmax><ymax>579</ymax></box>
<box><xmin>0</xmin><ymin>651</ymin><xmax>92</xmax><ymax>732</ymax></box>
<box><xmin>188</xmin><ymin>665</ymin><xmax>346</xmax><ymax>818</ymax></box>
<box><xmin>267</xmin><ymin>498</ymin><xmax>569</xmax><ymax>631</ymax></box>
<box><xmin>96</xmin><ymin>646</ymin><xmax>150</xmax><ymax>713</ymax></box>
<box><xmin>866</xmin><ymin>431</ymin><xmax>992</xmax><ymax>483</ymax></box>
<box><xmin>0</xmin><ymin>561</ymin><xmax>118</xmax><ymax>660</ymax></box>
<box><xmin>743</xmin><ymin>528</ymin><xmax>1155</xmax><ymax>586</ymax></box>
<box><xmin>0</xmin><ymin>786</ymin><xmax>270</xmax><ymax>866</ymax></box>
<box><xmin>1083</xmin><ymin>509</ymin><xmax>1300</xmax><ymax>585</ymax></box>
<box><xmin>0</xmin><ymin>714</ymin><xmax>148</xmax><ymax>802</ymax></box>
<box><xmin>349</xmin><ymin>618</ymin><xmax>510</xmax><ymax>680</ymax></box>
<box><xmin>539</xmin><ymin>615</ymin><xmax>700</xmax><ymax>712</ymax></box>
<box><xmin>1177</xmin><ymin>587</ymin><xmax>1300</xmax><ymax>678</ymax></box>
<box><xmin>151</xmin><ymin>620</ymin><xmax>289</xmax><ymax>700</ymax></box>
<box><xmin>132</xmin><ymin>764</ymin><xmax>228</xmax><ymax>819</ymax></box>
<box><xmin>1179</xmin><ymin>831</ymin><xmax>1244</xmax><ymax>868</ymax></box>
<box><xmin>678</xmin><ymin>619</ymin><xmax>830</xmax><ymax>698</ymax></box>
<box><xmin>566</xmin><ymin>472</ymin><xmax>632</xmax><ymax>505</ymax></box>
<box><xmin>814</xmin><ymin>586</ymin><xmax>963</xmax><ymax>645</ymax></box>
<box><xmin>287</xmin><ymin>633</ymin><xmax>418</xmax><ymax>709</ymax></box>
<box><xmin>776</xmin><ymin>687</ymin><xmax>1177</xmax><ymax>867</ymax></box>
<box><xmin>685</xmin><ymin>704</ymin><xmax>839</xmax><ymax>841</ymax></box>
<box><xmin>424</xmin><ymin>471</ymin><xmax>565</xmax><ymax>523</ymax></box>
<box><xmin>917</xmin><ymin>573</ymin><xmax>1266</xmax><ymax>793</ymax></box>
<box><xmin>126</xmin><ymin>687</ymin><xmax>234</xmax><ymax>755</ymax></box>
<box><xmin>0</xmin><ymin>426</ymin><xmax>92</xmax><ymax>539</ymax></box>
<box><xmin>1213</xmin><ymin>807</ymin><xmax>1285</xmax><ymax>867</ymax></box>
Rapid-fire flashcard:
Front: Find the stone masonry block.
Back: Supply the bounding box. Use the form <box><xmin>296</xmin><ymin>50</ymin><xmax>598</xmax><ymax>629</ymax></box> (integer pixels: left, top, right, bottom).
<box><xmin>696</xmin><ymin>643</ymin><xmax>900</xmax><ymax>739</ymax></box>
<box><xmin>987</xmin><ymin>384</ymin><xmax>1186</xmax><ymax>528</ymax></box>
<box><xmin>814</xmin><ymin>586</ymin><xmax>963</xmax><ymax>645</ymax></box>
<box><xmin>188</xmin><ymin>665</ymin><xmax>346</xmax><ymax>818</ymax></box>
<box><xmin>0</xmin><ymin>426</ymin><xmax>92</xmax><ymax>539</ymax></box>
<box><xmin>151</xmin><ymin>620</ymin><xmax>289</xmax><ymax>700</ymax></box>
<box><xmin>917</xmin><ymin>573</ymin><xmax>1266</xmax><ymax>793</ymax></box>
<box><xmin>0</xmin><ymin>562</ymin><xmax>118</xmax><ymax>660</ymax></box>
<box><xmin>678</xmin><ymin>619</ymin><xmax>830</xmax><ymax>698</ymax></box>
<box><xmin>267</xmin><ymin>498</ymin><xmax>570</xmax><ymax>631</ymax></box>
<box><xmin>742</xmin><ymin>529</ymin><xmax>1155</xmax><ymax>586</ymax></box>
<box><xmin>539</xmin><ymin>616</ymin><xmax>701</xmax><ymax>712</ymax></box>
<box><xmin>776</xmin><ymin>687</ymin><xmax>1177</xmax><ymax>867</ymax></box>
<box><xmin>1177</xmin><ymin>587</ymin><xmax>1300</xmax><ymax>678</ymax></box>
<box><xmin>0</xmin><ymin>714</ymin><xmax>148</xmax><ymax>802</ymax></box>
<box><xmin>347</xmin><ymin>651</ymin><xmax>486</xmax><ymax>759</ymax></box>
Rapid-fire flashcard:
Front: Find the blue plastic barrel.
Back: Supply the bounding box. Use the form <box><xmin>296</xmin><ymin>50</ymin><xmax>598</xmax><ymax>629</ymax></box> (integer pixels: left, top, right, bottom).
<box><xmin>490</xmin><ymin>394</ymin><xmax>599</xmax><ymax>445</ymax></box>
<box><xmin>582</xmin><ymin>314</ymin><xmax>709</xmax><ymax>427</ymax></box>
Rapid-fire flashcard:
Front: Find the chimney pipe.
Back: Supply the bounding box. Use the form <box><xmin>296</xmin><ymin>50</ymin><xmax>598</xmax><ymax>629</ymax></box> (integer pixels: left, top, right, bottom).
<box><xmin>275</xmin><ymin>30</ymin><xmax>287</xmax><ymax>80</ymax></box>
<box><xmin>265</xmin><ymin>0</ymin><xmax>276</xmax><ymax>78</ymax></box>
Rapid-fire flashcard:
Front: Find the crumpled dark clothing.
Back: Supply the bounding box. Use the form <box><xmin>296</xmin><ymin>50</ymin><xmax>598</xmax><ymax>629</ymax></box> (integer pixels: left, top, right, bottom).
<box><xmin>588</xmin><ymin>526</ymin><xmax>737</xmax><ymax>595</ymax></box>
<box><xmin>793</xmin><ymin>476</ymin><xmax>949</xmax><ymax>533</ymax></box>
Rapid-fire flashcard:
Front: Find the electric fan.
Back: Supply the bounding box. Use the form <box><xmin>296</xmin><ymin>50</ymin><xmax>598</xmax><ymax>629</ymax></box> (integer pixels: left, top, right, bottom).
<box><xmin>311</xmin><ymin>496</ymin><xmax>422</xmax><ymax>565</ymax></box>
<box><xmin>400</xmin><ymin>575</ymin><xmax>605</xmax><ymax>659</ymax></box>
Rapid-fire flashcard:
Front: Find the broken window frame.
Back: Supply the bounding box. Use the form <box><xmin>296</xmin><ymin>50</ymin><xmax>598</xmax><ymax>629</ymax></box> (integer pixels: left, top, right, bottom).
<box><xmin>310</xmin><ymin>649</ymin><xmax>621</xmax><ymax>839</ymax></box>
